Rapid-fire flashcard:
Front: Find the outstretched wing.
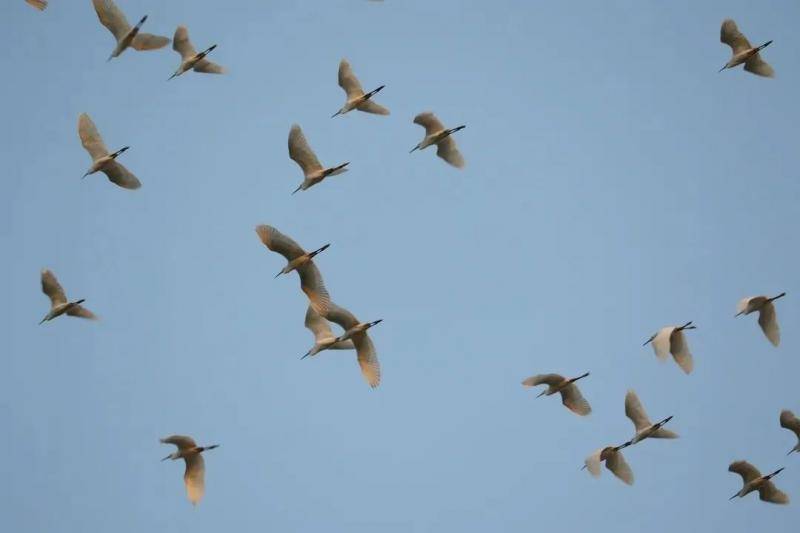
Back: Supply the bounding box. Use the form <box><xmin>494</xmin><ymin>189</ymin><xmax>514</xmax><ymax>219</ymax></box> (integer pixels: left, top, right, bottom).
<box><xmin>78</xmin><ymin>113</ymin><xmax>110</xmax><ymax>161</ymax></box>
<box><xmin>670</xmin><ymin>329</ymin><xmax>694</xmax><ymax>374</ymax></box>
<box><xmin>183</xmin><ymin>453</ymin><xmax>205</xmax><ymax>505</ymax></box>
<box><xmin>521</xmin><ymin>374</ymin><xmax>564</xmax><ymax>387</ymax></box>
<box><xmin>780</xmin><ymin>410</ymin><xmax>800</xmax><ymax>438</ymax></box>
<box><xmin>132</xmin><ymin>33</ymin><xmax>170</xmax><ymax>51</ymax></box>
<box><xmin>605</xmin><ymin>449</ymin><xmax>634</xmax><ymax>485</ymax></box>
<box><xmin>728</xmin><ymin>460</ymin><xmax>761</xmax><ymax>484</ymax></box>
<box><xmin>161</xmin><ymin>435</ymin><xmax>197</xmax><ymax>451</ymax></box>
<box><xmin>560</xmin><ymin>383</ymin><xmax>591</xmax><ymax>416</ymax></box>
<box><xmin>41</xmin><ymin>269</ymin><xmax>67</xmax><ymax>306</ymax></box>
<box><xmin>102</xmin><ymin>161</ymin><xmax>141</xmax><ymax>190</ymax></box>
<box><xmin>26</xmin><ymin>0</ymin><xmax>48</xmax><ymax>11</ymax></box>
<box><xmin>624</xmin><ymin>390</ymin><xmax>652</xmax><ymax>432</ymax></box>
<box><xmin>297</xmin><ymin>263</ymin><xmax>331</xmax><ymax>317</ymax></box>
<box><xmin>254</xmin><ymin>225</ymin><xmax>306</xmax><ymax>261</ymax></box>
<box><xmin>744</xmin><ymin>54</ymin><xmax>774</xmax><ymax>78</ymax></box>
<box><xmin>194</xmin><ymin>59</ymin><xmax>225</xmax><ymax>74</ymax></box>
<box><xmin>288</xmin><ymin>125</ymin><xmax>323</xmax><ymax>176</ymax></box>
<box><xmin>758</xmin><ymin>480</ymin><xmax>789</xmax><ymax>504</ymax></box>
<box><xmin>356</xmin><ymin>99</ymin><xmax>390</xmax><ymax>115</ymax></box>
<box><xmin>436</xmin><ymin>136</ymin><xmax>465</xmax><ymax>168</ymax></box>
<box><xmin>67</xmin><ymin>305</ymin><xmax>97</xmax><ymax>320</ymax></box>
<box><xmin>757</xmin><ymin>302</ymin><xmax>780</xmax><ymax>346</ymax></box>
<box><xmin>92</xmin><ymin>0</ymin><xmax>131</xmax><ymax>42</ymax></box>
<box><xmin>338</xmin><ymin>59</ymin><xmax>364</xmax><ymax>98</ymax></box>
<box><xmin>353</xmin><ymin>332</ymin><xmax>380</xmax><ymax>388</ymax></box>
<box><xmin>720</xmin><ymin>19</ymin><xmax>752</xmax><ymax>55</ymax></box>
<box><xmin>173</xmin><ymin>25</ymin><xmax>197</xmax><ymax>60</ymax></box>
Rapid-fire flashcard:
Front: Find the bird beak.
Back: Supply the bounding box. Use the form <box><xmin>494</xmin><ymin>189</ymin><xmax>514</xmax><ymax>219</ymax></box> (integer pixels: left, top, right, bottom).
<box><xmin>409</xmin><ymin>145</ymin><xmax>419</xmax><ymax>154</ymax></box>
<box><xmin>81</xmin><ymin>171</ymin><xmax>90</xmax><ymax>179</ymax></box>
<box><xmin>167</xmin><ymin>72</ymin><xmax>178</xmax><ymax>81</ymax></box>
<box><xmin>643</xmin><ymin>337</ymin><xmax>654</xmax><ymax>346</ymax></box>
<box><xmin>536</xmin><ymin>390</ymin><xmax>547</xmax><ymax>398</ymax></box>
<box><xmin>718</xmin><ymin>64</ymin><xmax>727</xmax><ymax>73</ymax></box>
<box><xmin>301</xmin><ymin>351</ymin><xmax>311</xmax><ymax>360</ymax></box>
<box><xmin>729</xmin><ymin>492</ymin><xmax>739</xmax><ymax>501</ymax></box>
<box><xmin>735</xmin><ymin>311</ymin><xmax>744</xmax><ymax>317</ymax></box>
<box><xmin>161</xmin><ymin>455</ymin><xmax>171</xmax><ymax>462</ymax></box>
<box><xmin>291</xmin><ymin>184</ymin><xmax>302</xmax><ymax>195</ymax></box>
<box><xmin>331</xmin><ymin>110</ymin><xmax>342</xmax><ymax>118</ymax></box>
<box><xmin>368</xmin><ymin>319</ymin><xmax>383</xmax><ymax>328</ymax></box>
<box><xmin>274</xmin><ymin>271</ymin><xmax>283</xmax><ymax>278</ymax></box>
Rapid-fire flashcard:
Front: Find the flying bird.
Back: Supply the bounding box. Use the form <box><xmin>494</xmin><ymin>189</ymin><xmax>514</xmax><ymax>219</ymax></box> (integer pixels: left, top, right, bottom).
<box><xmin>91</xmin><ymin>0</ymin><xmax>169</xmax><ymax>61</ymax></box>
<box><xmin>583</xmin><ymin>445</ymin><xmax>633</xmax><ymax>485</ymax></box>
<box><xmin>39</xmin><ymin>269</ymin><xmax>96</xmax><ymax>324</ymax></box>
<box><xmin>719</xmin><ymin>19</ymin><xmax>774</xmax><ymax>77</ymax></box>
<box><xmin>643</xmin><ymin>321</ymin><xmax>696</xmax><ymax>374</ymax></box>
<box><xmin>255</xmin><ymin>225</ymin><xmax>331</xmax><ymax>316</ymax></box>
<box><xmin>302</xmin><ymin>305</ymin><xmax>355</xmax><ymax>358</ymax></box>
<box><xmin>332</xmin><ymin>59</ymin><xmax>389</xmax><ymax>117</ymax></box>
<box><xmin>728</xmin><ymin>461</ymin><xmax>788</xmax><ymax>504</ymax></box>
<box><xmin>780</xmin><ymin>410</ymin><xmax>800</xmax><ymax>455</ymax></box>
<box><xmin>521</xmin><ymin>372</ymin><xmax>591</xmax><ymax>416</ymax></box>
<box><xmin>622</xmin><ymin>390</ymin><xmax>677</xmax><ymax>446</ymax></box>
<box><xmin>160</xmin><ymin>435</ymin><xmax>219</xmax><ymax>505</ymax></box>
<box><xmin>78</xmin><ymin>113</ymin><xmax>141</xmax><ymax>189</ymax></box>
<box><xmin>410</xmin><ymin>112</ymin><xmax>465</xmax><ymax>168</ymax></box>
<box><xmin>288</xmin><ymin>124</ymin><xmax>349</xmax><ymax>193</ymax></box>
<box><xmin>169</xmin><ymin>26</ymin><xmax>223</xmax><ymax>80</ymax></box>
<box><xmin>736</xmin><ymin>293</ymin><xmax>785</xmax><ymax>346</ymax></box>
<box><xmin>26</xmin><ymin>0</ymin><xmax>47</xmax><ymax>10</ymax></box>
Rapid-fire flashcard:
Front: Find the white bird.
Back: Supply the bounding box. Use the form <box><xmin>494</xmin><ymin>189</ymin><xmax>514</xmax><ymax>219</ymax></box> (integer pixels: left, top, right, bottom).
<box><xmin>332</xmin><ymin>59</ymin><xmax>389</xmax><ymax>118</ymax></box>
<box><xmin>255</xmin><ymin>225</ymin><xmax>331</xmax><ymax>316</ymax></box>
<box><xmin>643</xmin><ymin>321</ymin><xmax>696</xmax><ymax>374</ymax></box>
<box><xmin>719</xmin><ymin>19</ymin><xmax>773</xmax><ymax>77</ymax></box>
<box><xmin>728</xmin><ymin>461</ymin><xmax>788</xmax><ymax>504</ymax></box>
<box><xmin>288</xmin><ymin>124</ymin><xmax>349</xmax><ymax>193</ymax></box>
<box><xmin>78</xmin><ymin>113</ymin><xmax>141</xmax><ymax>189</ymax></box>
<box><xmin>308</xmin><ymin>301</ymin><xmax>382</xmax><ymax>388</ymax></box>
<box><xmin>26</xmin><ymin>0</ymin><xmax>47</xmax><ymax>10</ymax></box>
<box><xmin>780</xmin><ymin>410</ymin><xmax>800</xmax><ymax>455</ymax></box>
<box><xmin>169</xmin><ymin>26</ymin><xmax>223</xmax><ymax>80</ymax></box>
<box><xmin>160</xmin><ymin>435</ymin><xmax>219</xmax><ymax>506</ymax></box>
<box><xmin>736</xmin><ymin>293</ymin><xmax>785</xmax><ymax>346</ymax></box>
<box><xmin>410</xmin><ymin>112</ymin><xmax>465</xmax><ymax>168</ymax></box>
<box><xmin>302</xmin><ymin>305</ymin><xmax>355</xmax><ymax>358</ymax></box>
<box><xmin>39</xmin><ymin>269</ymin><xmax>96</xmax><ymax>324</ymax></box>
<box><xmin>622</xmin><ymin>390</ymin><xmax>677</xmax><ymax>446</ymax></box>
<box><xmin>91</xmin><ymin>0</ymin><xmax>169</xmax><ymax>61</ymax></box>
<box><xmin>521</xmin><ymin>372</ymin><xmax>591</xmax><ymax>416</ymax></box>
<box><xmin>583</xmin><ymin>445</ymin><xmax>634</xmax><ymax>485</ymax></box>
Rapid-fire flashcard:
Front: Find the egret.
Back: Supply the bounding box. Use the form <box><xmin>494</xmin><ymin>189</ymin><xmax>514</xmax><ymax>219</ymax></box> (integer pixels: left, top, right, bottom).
<box><xmin>521</xmin><ymin>373</ymin><xmax>591</xmax><ymax>416</ymax></box>
<box><xmin>78</xmin><ymin>113</ymin><xmax>140</xmax><ymax>189</ymax></box>
<box><xmin>255</xmin><ymin>225</ymin><xmax>331</xmax><ymax>316</ymax></box>
<box><xmin>288</xmin><ymin>124</ymin><xmax>349</xmax><ymax>193</ymax></box>
<box><xmin>160</xmin><ymin>435</ymin><xmax>219</xmax><ymax>505</ymax></box>
<box><xmin>39</xmin><ymin>269</ymin><xmax>95</xmax><ymax>324</ymax></box>
<box><xmin>780</xmin><ymin>410</ymin><xmax>800</xmax><ymax>455</ymax></box>
<box><xmin>302</xmin><ymin>305</ymin><xmax>355</xmax><ymax>358</ymax></box>
<box><xmin>169</xmin><ymin>26</ymin><xmax>223</xmax><ymax>80</ymax></box>
<box><xmin>736</xmin><ymin>293</ymin><xmax>785</xmax><ymax>346</ymax></box>
<box><xmin>583</xmin><ymin>445</ymin><xmax>633</xmax><ymax>485</ymax></box>
<box><xmin>332</xmin><ymin>59</ymin><xmax>389</xmax><ymax>118</ymax></box>
<box><xmin>410</xmin><ymin>112</ymin><xmax>465</xmax><ymax>168</ymax></box>
<box><xmin>91</xmin><ymin>0</ymin><xmax>169</xmax><ymax>61</ymax></box>
<box><xmin>26</xmin><ymin>0</ymin><xmax>47</xmax><ymax>10</ymax></box>
<box><xmin>643</xmin><ymin>321</ymin><xmax>696</xmax><ymax>374</ymax></box>
<box><xmin>622</xmin><ymin>390</ymin><xmax>677</xmax><ymax>446</ymax></box>
<box><xmin>728</xmin><ymin>461</ymin><xmax>788</xmax><ymax>504</ymax></box>
<box><xmin>317</xmin><ymin>302</ymin><xmax>382</xmax><ymax>388</ymax></box>
<box><xmin>719</xmin><ymin>19</ymin><xmax>773</xmax><ymax>77</ymax></box>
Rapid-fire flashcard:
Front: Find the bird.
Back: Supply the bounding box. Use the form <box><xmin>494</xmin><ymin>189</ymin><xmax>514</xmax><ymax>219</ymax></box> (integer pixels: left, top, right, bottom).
<box><xmin>410</xmin><ymin>112</ymin><xmax>465</xmax><ymax>168</ymax></box>
<box><xmin>332</xmin><ymin>59</ymin><xmax>389</xmax><ymax>118</ymax></box>
<box><xmin>78</xmin><ymin>113</ymin><xmax>141</xmax><ymax>189</ymax></box>
<box><xmin>643</xmin><ymin>321</ymin><xmax>696</xmax><ymax>374</ymax></box>
<box><xmin>169</xmin><ymin>26</ymin><xmax>223</xmax><ymax>80</ymax></box>
<box><xmin>311</xmin><ymin>301</ymin><xmax>382</xmax><ymax>388</ymax></box>
<box><xmin>521</xmin><ymin>372</ymin><xmax>591</xmax><ymax>416</ymax></box>
<box><xmin>255</xmin><ymin>225</ymin><xmax>331</xmax><ymax>316</ymax></box>
<box><xmin>719</xmin><ymin>19</ymin><xmax>774</xmax><ymax>77</ymax></box>
<box><xmin>583</xmin><ymin>445</ymin><xmax>633</xmax><ymax>485</ymax></box>
<box><xmin>288</xmin><ymin>124</ymin><xmax>349</xmax><ymax>193</ymax></box>
<box><xmin>91</xmin><ymin>0</ymin><xmax>169</xmax><ymax>61</ymax></box>
<box><xmin>736</xmin><ymin>293</ymin><xmax>785</xmax><ymax>346</ymax></box>
<box><xmin>26</xmin><ymin>0</ymin><xmax>47</xmax><ymax>10</ymax></box>
<box><xmin>39</xmin><ymin>269</ymin><xmax>96</xmax><ymax>324</ymax></box>
<box><xmin>780</xmin><ymin>410</ymin><xmax>800</xmax><ymax>455</ymax></box>
<box><xmin>622</xmin><ymin>390</ymin><xmax>677</xmax><ymax>446</ymax></box>
<box><xmin>160</xmin><ymin>435</ymin><xmax>219</xmax><ymax>505</ymax></box>
<box><xmin>302</xmin><ymin>305</ymin><xmax>355</xmax><ymax>358</ymax></box>
<box><xmin>728</xmin><ymin>461</ymin><xmax>788</xmax><ymax>504</ymax></box>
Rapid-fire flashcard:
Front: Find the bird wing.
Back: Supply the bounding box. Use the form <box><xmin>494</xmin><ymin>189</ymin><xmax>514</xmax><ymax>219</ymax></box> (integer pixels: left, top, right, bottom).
<box><xmin>670</xmin><ymin>329</ymin><xmax>694</xmax><ymax>374</ymax></box>
<box><xmin>92</xmin><ymin>0</ymin><xmax>131</xmax><ymax>42</ymax></box>
<box><xmin>436</xmin><ymin>136</ymin><xmax>465</xmax><ymax>168</ymax></box>
<box><xmin>758</xmin><ymin>480</ymin><xmax>789</xmax><ymax>504</ymax></box>
<box><xmin>194</xmin><ymin>59</ymin><xmax>225</xmax><ymax>74</ymax></box>
<box><xmin>26</xmin><ymin>0</ymin><xmax>48</xmax><ymax>10</ymax></box>
<box><xmin>288</xmin><ymin>125</ymin><xmax>324</xmax><ymax>176</ymax></box>
<box><xmin>67</xmin><ymin>305</ymin><xmax>97</xmax><ymax>320</ymax></box>
<box><xmin>521</xmin><ymin>374</ymin><xmax>565</xmax><ymax>387</ymax></box>
<box><xmin>780</xmin><ymin>410</ymin><xmax>800</xmax><ymax>438</ymax></box>
<box><xmin>744</xmin><ymin>54</ymin><xmax>774</xmax><ymax>78</ymax></box>
<box><xmin>728</xmin><ymin>460</ymin><xmax>762</xmax><ymax>484</ymax></box>
<box><xmin>183</xmin><ymin>453</ymin><xmax>205</xmax><ymax>505</ymax></box>
<box><xmin>131</xmin><ymin>33</ymin><xmax>170</xmax><ymax>51</ymax></box>
<box><xmin>356</xmin><ymin>99</ymin><xmax>390</xmax><ymax>115</ymax></box>
<box><xmin>325</xmin><ymin>301</ymin><xmax>360</xmax><ymax>332</ymax></box>
<box><xmin>720</xmin><ymin>19</ymin><xmax>752</xmax><ymax>55</ymax></box>
<box><xmin>413</xmin><ymin>112</ymin><xmax>446</xmax><ymax>136</ymax></box>
<box><xmin>624</xmin><ymin>390</ymin><xmax>652</xmax><ymax>432</ymax></box>
<box><xmin>650</xmin><ymin>427</ymin><xmax>679</xmax><ymax>439</ymax></box>
<box><xmin>102</xmin><ymin>160</ymin><xmax>141</xmax><ymax>190</ymax></box>
<box><xmin>254</xmin><ymin>225</ymin><xmax>306</xmax><ymax>261</ymax></box>
<box><xmin>172</xmin><ymin>26</ymin><xmax>197</xmax><ymax>60</ymax></box>
<box><xmin>651</xmin><ymin>327</ymin><xmax>673</xmax><ymax>361</ymax></box>
<box><xmin>605</xmin><ymin>449</ymin><xmax>634</xmax><ymax>485</ymax></box>
<box><xmin>296</xmin><ymin>263</ymin><xmax>331</xmax><ymax>319</ymax></box>
<box><xmin>560</xmin><ymin>383</ymin><xmax>591</xmax><ymax>416</ymax></box>
<box><xmin>353</xmin><ymin>332</ymin><xmax>380</xmax><ymax>388</ymax></box>
<box><xmin>161</xmin><ymin>435</ymin><xmax>197</xmax><ymax>450</ymax></box>
<box><xmin>305</xmin><ymin>306</ymin><xmax>354</xmax><ymax>349</ymax></box>
<box><xmin>78</xmin><ymin>113</ymin><xmax>110</xmax><ymax>161</ymax></box>
<box><xmin>757</xmin><ymin>302</ymin><xmax>780</xmax><ymax>346</ymax></box>
<box><xmin>41</xmin><ymin>269</ymin><xmax>67</xmax><ymax>306</ymax></box>
<box><xmin>584</xmin><ymin>449</ymin><xmax>603</xmax><ymax>478</ymax></box>
<box><xmin>338</xmin><ymin>59</ymin><xmax>364</xmax><ymax>98</ymax></box>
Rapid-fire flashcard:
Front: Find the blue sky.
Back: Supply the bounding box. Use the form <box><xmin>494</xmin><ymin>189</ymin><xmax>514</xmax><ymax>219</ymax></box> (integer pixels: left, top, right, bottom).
<box><xmin>1</xmin><ymin>0</ymin><xmax>798</xmax><ymax>531</ymax></box>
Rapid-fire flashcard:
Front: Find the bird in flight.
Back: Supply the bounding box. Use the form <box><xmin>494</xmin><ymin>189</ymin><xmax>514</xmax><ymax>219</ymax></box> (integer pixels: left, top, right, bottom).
<box><xmin>583</xmin><ymin>444</ymin><xmax>634</xmax><ymax>485</ymax></box>
<box><xmin>78</xmin><ymin>113</ymin><xmax>141</xmax><ymax>189</ymax></box>
<box><xmin>736</xmin><ymin>292</ymin><xmax>785</xmax><ymax>346</ymax></box>
<box><xmin>410</xmin><ymin>112</ymin><xmax>466</xmax><ymax>168</ymax></box>
<box><xmin>521</xmin><ymin>372</ymin><xmax>591</xmax><ymax>416</ymax></box>
<box><xmin>161</xmin><ymin>435</ymin><xmax>219</xmax><ymax>505</ymax></box>
<box><xmin>39</xmin><ymin>269</ymin><xmax>96</xmax><ymax>324</ymax></box>
<box><xmin>728</xmin><ymin>461</ymin><xmax>788</xmax><ymax>504</ymax></box>
<box><xmin>621</xmin><ymin>390</ymin><xmax>677</xmax><ymax>446</ymax></box>
<box><xmin>91</xmin><ymin>0</ymin><xmax>169</xmax><ymax>61</ymax></box>
<box><xmin>643</xmin><ymin>321</ymin><xmax>696</xmax><ymax>374</ymax></box>
<box><xmin>169</xmin><ymin>26</ymin><xmax>223</xmax><ymax>80</ymax></box>
<box><xmin>288</xmin><ymin>124</ymin><xmax>349</xmax><ymax>193</ymax></box>
<box><xmin>780</xmin><ymin>410</ymin><xmax>800</xmax><ymax>455</ymax></box>
<box><xmin>332</xmin><ymin>59</ymin><xmax>389</xmax><ymax>118</ymax></box>
<box><xmin>719</xmin><ymin>19</ymin><xmax>774</xmax><ymax>77</ymax></box>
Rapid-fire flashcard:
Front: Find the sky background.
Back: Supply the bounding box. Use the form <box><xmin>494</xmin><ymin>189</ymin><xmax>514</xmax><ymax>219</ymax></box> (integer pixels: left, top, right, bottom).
<box><xmin>1</xmin><ymin>0</ymin><xmax>799</xmax><ymax>531</ymax></box>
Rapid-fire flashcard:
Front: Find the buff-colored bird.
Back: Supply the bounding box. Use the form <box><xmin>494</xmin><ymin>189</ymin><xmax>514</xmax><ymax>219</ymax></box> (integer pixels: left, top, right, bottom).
<box><xmin>255</xmin><ymin>225</ymin><xmax>331</xmax><ymax>316</ymax></box>
<box><xmin>160</xmin><ymin>435</ymin><xmax>219</xmax><ymax>506</ymax></box>
<box><xmin>78</xmin><ymin>113</ymin><xmax>141</xmax><ymax>189</ymax></box>
<box><xmin>302</xmin><ymin>305</ymin><xmax>355</xmax><ymax>358</ymax></box>
<box><xmin>39</xmin><ymin>269</ymin><xmax>96</xmax><ymax>324</ymax></box>
<box><xmin>287</xmin><ymin>125</ymin><xmax>349</xmax><ymax>193</ymax></box>
<box><xmin>332</xmin><ymin>59</ymin><xmax>389</xmax><ymax>117</ymax></box>
<box><xmin>583</xmin><ymin>445</ymin><xmax>633</xmax><ymax>485</ymax></box>
<box><xmin>719</xmin><ymin>19</ymin><xmax>773</xmax><ymax>77</ymax></box>
<box><xmin>623</xmin><ymin>390</ymin><xmax>677</xmax><ymax>446</ymax></box>
<box><xmin>643</xmin><ymin>321</ymin><xmax>696</xmax><ymax>374</ymax></box>
<box><xmin>521</xmin><ymin>372</ymin><xmax>591</xmax><ymax>416</ymax></box>
<box><xmin>780</xmin><ymin>410</ymin><xmax>800</xmax><ymax>455</ymax></box>
<box><xmin>26</xmin><ymin>0</ymin><xmax>47</xmax><ymax>10</ymax></box>
<box><xmin>91</xmin><ymin>0</ymin><xmax>169</xmax><ymax>61</ymax></box>
<box><xmin>728</xmin><ymin>461</ymin><xmax>788</xmax><ymax>504</ymax></box>
<box><xmin>736</xmin><ymin>292</ymin><xmax>785</xmax><ymax>346</ymax></box>
<box><xmin>410</xmin><ymin>112</ymin><xmax>465</xmax><ymax>168</ymax></box>
<box><xmin>169</xmin><ymin>26</ymin><xmax>223</xmax><ymax>80</ymax></box>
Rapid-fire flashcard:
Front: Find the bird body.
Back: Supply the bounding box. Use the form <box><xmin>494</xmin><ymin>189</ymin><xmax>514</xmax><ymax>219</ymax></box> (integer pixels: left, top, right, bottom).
<box><xmin>719</xmin><ymin>19</ymin><xmax>773</xmax><ymax>77</ymax></box>
<box><xmin>780</xmin><ymin>410</ymin><xmax>800</xmax><ymax>455</ymax></box>
<box><xmin>728</xmin><ymin>461</ymin><xmax>788</xmax><ymax>504</ymax></box>
<box><xmin>169</xmin><ymin>26</ymin><xmax>223</xmax><ymax>80</ymax></box>
<box><xmin>288</xmin><ymin>125</ymin><xmax>349</xmax><ymax>193</ymax></box>
<box><xmin>584</xmin><ymin>445</ymin><xmax>633</xmax><ymax>485</ymax></box>
<box><xmin>160</xmin><ymin>435</ymin><xmax>218</xmax><ymax>505</ymax></box>
<box><xmin>736</xmin><ymin>293</ymin><xmax>785</xmax><ymax>346</ymax></box>
<box><xmin>623</xmin><ymin>390</ymin><xmax>676</xmax><ymax>446</ymax></box>
<box><xmin>521</xmin><ymin>372</ymin><xmax>591</xmax><ymax>415</ymax></box>
<box><xmin>78</xmin><ymin>113</ymin><xmax>141</xmax><ymax>189</ymax></box>
<box><xmin>91</xmin><ymin>0</ymin><xmax>169</xmax><ymax>61</ymax></box>
<box><xmin>39</xmin><ymin>269</ymin><xmax>95</xmax><ymax>324</ymax></box>
<box><xmin>410</xmin><ymin>112</ymin><xmax>465</xmax><ymax>168</ymax></box>
<box><xmin>302</xmin><ymin>305</ymin><xmax>355</xmax><ymax>358</ymax></box>
<box><xmin>332</xmin><ymin>59</ymin><xmax>389</xmax><ymax>117</ymax></box>
<box><xmin>644</xmin><ymin>321</ymin><xmax>695</xmax><ymax>374</ymax></box>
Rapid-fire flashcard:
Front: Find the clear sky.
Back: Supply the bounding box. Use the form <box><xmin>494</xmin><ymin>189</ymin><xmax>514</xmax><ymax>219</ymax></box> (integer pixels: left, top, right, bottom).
<box><xmin>1</xmin><ymin>0</ymin><xmax>798</xmax><ymax>531</ymax></box>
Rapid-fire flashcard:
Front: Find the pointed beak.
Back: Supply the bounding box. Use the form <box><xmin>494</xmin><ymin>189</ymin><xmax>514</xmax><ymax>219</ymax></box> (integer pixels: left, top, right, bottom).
<box><xmin>536</xmin><ymin>390</ymin><xmax>547</xmax><ymax>398</ymax></box>
<box><xmin>168</xmin><ymin>72</ymin><xmax>178</xmax><ymax>81</ymax></box>
<box><xmin>643</xmin><ymin>337</ymin><xmax>653</xmax><ymax>346</ymax></box>
<box><xmin>161</xmin><ymin>455</ymin><xmax>171</xmax><ymax>462</ymax></box>
<box><xmin>368</xmin><ymin>319</ymin><xmax>383</xmax><ymax>328</ymax></box>
<box><xmin>331</xmin><ymin>110</ymin><xmax>342</xmax><ymax>118</ymax></box>
<box><xmin>735</xmin><ymin>311</ymin><xmax>744</xmax><ymax>317</ymax></box>
<box><xmin>292</xmin><ymin>185</ymin><xmax>302</xmax><ymax>195</ymax></box>
<box><xmin>82</xmin><ymin>171</ymin><xmax>90</xmax><ymax>179</ymax></box>
<box><xmin>719</xmin><ymin>65</ymin><xmax>727</xmax><ymax>73</ymax></box>
<box><xmin>729</xmin><ymin>492</ymin><xmax>739</xmax><ymax>501</ymax></box>
<box><xmin>301</xmin><ymin>351</ymin><xmax>311</xmax><ymax>360</ymax></box>
<box><xmin>409</xmin><ymin>145</ymin><xmax>419</xmax><ymax>154</ymax></box>
<box><xmin>274</xmin><ymin>271</ymin><xmax>283</xmax><ymax>278</ymax></box>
